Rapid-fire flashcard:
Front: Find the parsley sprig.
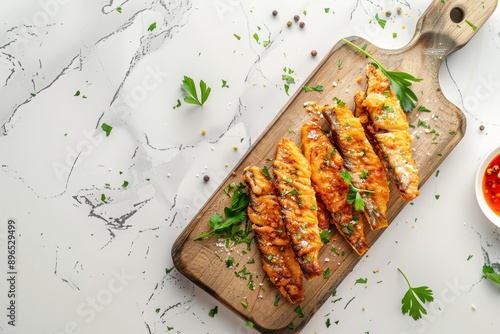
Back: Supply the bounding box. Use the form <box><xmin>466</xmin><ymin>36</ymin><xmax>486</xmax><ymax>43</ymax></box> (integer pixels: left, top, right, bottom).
<box><xmin>194</xmin><ymin>183</ymin><xmax>253</xmax><ymax>248</ymax></box>
<box><xmin>483</xmin><ymin>264</ymin><xmax>500</xmax><ymax>284</ymax></box>
<box><xmin>398</xmin><ymin>268</ymin><xmax>434</xmax><ymax>320</ymax></box>
<box><xmin>181</xmin><ymin>76</ymin><xmax>211</xmax><ymax>106</ymax></box>
<box><xmin>341</xmin><ymin>38</ymin><xmax>423</xmax><ymax>112</ymax></box>
<box><xmin>340</xmin><ymin>170</ymin><xmax>374</xmax><ymax>211</ymax></box>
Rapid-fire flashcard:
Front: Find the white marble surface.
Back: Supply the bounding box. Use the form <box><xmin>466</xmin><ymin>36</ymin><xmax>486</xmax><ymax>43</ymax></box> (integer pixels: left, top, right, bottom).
<box><xmin>1</xmin><ymin>0</ymin><xmax>500</xmax><ymax>333</ymax></box>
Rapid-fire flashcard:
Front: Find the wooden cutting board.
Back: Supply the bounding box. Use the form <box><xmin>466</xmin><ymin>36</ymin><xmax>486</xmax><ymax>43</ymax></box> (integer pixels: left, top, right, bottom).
<box><xmin>172</xmin><ymin>1</ymin><xmax>497</xmax><ymax>332</ymax></box>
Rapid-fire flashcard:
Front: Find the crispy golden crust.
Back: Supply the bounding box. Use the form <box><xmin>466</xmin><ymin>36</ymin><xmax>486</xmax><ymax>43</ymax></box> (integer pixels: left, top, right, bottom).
<box><xmin>315</xmin><ymin>193</ymin><xmax>331</xmax><ymax>232</ymax></box>
<box><xmin>243</xmin><ymin>166</ymin><xmax>304</xmax><ymax>304</ymax></box>
<box><xmin>301</xmin><ymin>122</ymin><xmax>369</xmax><ymax>255</ymax></box>
<box><xmin>273</xmin><ymin>138</ymin><xmax>322</xmax><ymax>280</ymax></box>
<box><xmin>322</xmin><ymin>104</ymin><xmax>390</xmax><ymax>230</ymax></box>
<box><xmin>362</xmin><ymin>64</ymin><xmax>420</xmax><ymax>202</ymax></box>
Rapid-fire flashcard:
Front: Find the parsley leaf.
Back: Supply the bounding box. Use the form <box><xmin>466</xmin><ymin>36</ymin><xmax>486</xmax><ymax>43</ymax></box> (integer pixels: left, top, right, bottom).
<box><xmin>262</xmin><ymin>166</ymin><xmax>272</xmax><ymax>180</ymax></box>
<box><xmin>483</xmin><ymin>264</ymin><xmax>500</xmax><ymax>285</ymax></box>
<box><xmin>181</xmin><ymin>76</ymin><xmax>211</xmax><ymax>106</ymax></box>
<box><xmin>341</xmin><ymin>38</ymin><xmax>423</xmax><ymax>112</ymax></box>
<box><xmin>355</xmin><ymin>277</ymin><xmax>367</xmax><ymax>284</ymax></box>
<box><xmin>303</xmin><ymin>84</ymin><xmax>324</xmax><ymax>92</ymax></box>
<box><xmin>294</xmin><ymin>306</ymin><xmax>304</xmax><ymax>318</ymax></box>
<box><xmin>398</xmin><ymin>268</ymin><xmax>434</xmax><ymax>320</ymax></box>
<box><xmin>333</xmin><ymin>97</ymin><xmax>346</xmax><ymax>107</ymax></box>
<box><xmin>147</xmin><ymin>22</ymin><xmax>156</xmax><ymax>31</ymax></box>
<box><xmin>273</xmin><ymin>294</ymin><xmax>281</xmax><ymax>306</ymax></box>
<box><xmin>323</xmin><ymin>268</ymin><xmax>331</xmax><ymax>279</ymax></box>
<box><xmin>320</xmin><ymin>229</ymin><xmax>331</xmax><ymax>243</ymax></box>
<box><xmin>101</xmin><ymin>123</ymin><xmax>113</xmax><ymax>136</ymax></box>
<box><xmin>208</xmin><ymin>306</ymin><xmax>218</xmax><ymax>318</ymax></box>
<box><xmin>340</xmin><ymin>170</ymin><xmax>374</xmax><ymax>211</ymax></box>
<box><xmin>375</xmin><ymin>13</ymin><xmax>387</xmax><ymax>29</ymax></box>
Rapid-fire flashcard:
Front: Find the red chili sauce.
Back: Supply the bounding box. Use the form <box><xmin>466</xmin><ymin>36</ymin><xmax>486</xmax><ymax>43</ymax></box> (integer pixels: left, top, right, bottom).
<box><xmin>483</xmin><ymin>153</ymin><xmax>500</xmax><ymax>216</ymax></box>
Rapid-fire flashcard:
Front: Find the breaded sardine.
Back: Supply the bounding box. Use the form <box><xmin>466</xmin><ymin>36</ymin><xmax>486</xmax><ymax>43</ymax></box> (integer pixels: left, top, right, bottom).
<box><xmin>273</xmin><ymin>138</ymin><xmax>322</xmax><ymax>280</ymax></box>
<box><xmin>361</xmin><ymin>64</ymin><xmax>420</xmax><ymax>201</ymax></box>
<box><xmin>243</xmin><ymin>166</ymin><xmax>304</xmax><ymax>304</ymax></box>
<box><xmin>301</xmin><ymin>122</ymin><xmax>369</xmax><ymax>255</ymax></box>
<box><xmin>315</xmin><ymin>193</ymin><xmax>332</xmax><ymax>232</ymax></box>
<box><xmin>322</xmin><ymin>103</ymin><xmax>390</xmax><ymax>230</ymax></box>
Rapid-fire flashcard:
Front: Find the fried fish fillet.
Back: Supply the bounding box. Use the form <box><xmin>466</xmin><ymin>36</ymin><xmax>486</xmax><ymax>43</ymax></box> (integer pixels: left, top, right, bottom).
<box><xmin>322</xmin><ymin>103</ymin><xmax>390</xmax><ymax>230</ymax></box>
<box><xmin>361</xmin><ymin>64</ymin><xmax>420</xmax><ymax>201</ymax></box>
<box><xmin>242</xmin><ymin>166</ymin><xmax>304</xmax><ymax>304</ymax></box>
<box><xmin>315</xmin><ymin>193</ymin><xmax>332</xmax><ymax>232</ymax></box>
<box><xmin>273</xmin><ymin>138</ymin><xmax>322</xmax><ymax>280</ymax></box>
<box><xmin>301</xmin><ymin>122</ymin><xmax>369</xmax><ymax>255</ymax></box>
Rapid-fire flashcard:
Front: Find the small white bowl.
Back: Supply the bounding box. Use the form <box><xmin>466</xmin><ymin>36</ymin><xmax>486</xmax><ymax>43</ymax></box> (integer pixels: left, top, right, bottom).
<box><xmin>475</xmin><ymin>145</ymin><xmax>500</xmax><ymax>228</ymax></box>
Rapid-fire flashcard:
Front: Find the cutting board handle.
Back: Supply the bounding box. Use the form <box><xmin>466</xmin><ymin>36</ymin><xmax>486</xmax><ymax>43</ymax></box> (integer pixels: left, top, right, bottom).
<box><xmin>410</xmin><ymin>0</ymin><xmax>498</xmax><ymax>56</ymax></box>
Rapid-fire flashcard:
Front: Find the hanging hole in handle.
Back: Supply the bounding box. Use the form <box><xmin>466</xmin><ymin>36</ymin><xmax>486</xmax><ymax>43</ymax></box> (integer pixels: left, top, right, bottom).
<box><xmin>450</xmin><ymin>7</ymin><xmax>465</xmax><ymax>23</ymax></box>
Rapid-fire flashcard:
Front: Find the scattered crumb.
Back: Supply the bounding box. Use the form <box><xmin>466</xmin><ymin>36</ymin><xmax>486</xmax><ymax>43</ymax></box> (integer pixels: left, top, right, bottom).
<box><xmin>233</xmin><ymin>145</ymin><xmax>239</xmax><ymax>150</ymax></box>
<box><xmin>471</xmin><ymin>304</ymin><xmax>477</xmax><ymax>310</ymax></box>
<box><xmin>356</xmin><ymin>76</ymin><xmax>363</xmax><ymax>84</ymax></box>
<box><xmin>201</xmin><ymin>129</ymin><xmax>207</xmax><ymax>135</ymax></box>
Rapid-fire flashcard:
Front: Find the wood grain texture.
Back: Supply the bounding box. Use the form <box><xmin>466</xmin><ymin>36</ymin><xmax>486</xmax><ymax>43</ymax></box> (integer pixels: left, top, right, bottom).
<box><xmin>171</xmin><ymin>1</ymin><xmax>497</xmax><ymax>332</ymax></box>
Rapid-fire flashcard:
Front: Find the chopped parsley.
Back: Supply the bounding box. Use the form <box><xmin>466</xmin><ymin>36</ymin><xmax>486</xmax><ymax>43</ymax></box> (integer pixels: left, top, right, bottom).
<box><xmin>303</xmin><ymin>84</ymin><xmax>324</xmax><ymax>92</ymax></box>
<box><xmin>294</xmin><ymin>305</ymin><xmax>304</xmax><ymax>318</ymax></box>
<box><xmin>375</xmin><ymin>13</ymin><xmax>387</xmax><ymax>29</ymax></box>
<box><xmin>323</xmin><ymin>268</ymin><xmax>331</xmax><ymax>279</ymax></box>
<box><xmin>333</xmin><ymin>97</ymin><xmax>346</xmax><ymax>107</ymax></box>
<box><xmin>320</xmin><ymin>229</ymin><xmax>331</xmax><ymax>243</ymax></box>
<box><xmin>355</xmin><ymin>277</ymin><xmax>367</xmax><ymax>284</ymax></box>
<box><xmin>101</xmin><ymin>123</ymin><xmax>113</xmax><ymax>136</ymax></box>
<box><xmin>465</xmin><ymin>19</ymin><xmax>477</xmax><ymax>31</ymax></box>
<box><xmin>273</xmin><ymin>294</ymin><xmax>281</xmax><ymax>306</ymax></box>
<box><xmin>147</xmin><ymin>22</ymin><xmax>156</xmax><ymax>31</ymax></box>
<box><xmin>253</xmin><ymin>32</ymin><xmax>259</xmax><ymax>43</ymax></box>
<box><xmin>208</xmin><ymin>306</ymin><xmax>218</xmax><ymax>317</ymax></box>
<box><xmin>262</xmin><ymin>166</ymin><xmax>271</xmax><ymax>179</ymax></box>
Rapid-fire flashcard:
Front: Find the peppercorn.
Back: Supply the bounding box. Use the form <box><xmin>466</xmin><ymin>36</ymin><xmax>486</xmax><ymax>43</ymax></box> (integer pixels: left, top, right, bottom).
<box><xmin>385</xmin><ymin>10</ymin><xmax>392</xmax><ymax>17</ymax></box>
<box><xmin>397</xmin><ymin>7</ymin><xmax>402</xmax><ymax>14</ymax></box>
<box><xmin>480</xmin><ymin>124</ymin><xmax>485</xmax><ymax>131</ymax></box>
<box><xmin>272</xmin><ymin>10</ymin><xmax>278</xmax><ymax>17</ymax></box>
<box><xmin>294</xmin><ymin>15</ymin><xmax>300</xmax><ymax>22</ymax></box>
<box><xmin>311</xmin><ymin>50</ymin><xmax>317</xmax><ymax>57</ymax></box>
<box><xmin>203</xmin><ymin>175</ymin><xmax>210</xmax><ymax>182</ymax></box>
<box><xmin>299</xmin><ymin>21</ymin><xmax>305</xmax><ymax>28</ymax></box>
<box><xmin>287</xmin><ymin>20</ymin><xmax>292</xmax><ymax>27</ymax></box>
